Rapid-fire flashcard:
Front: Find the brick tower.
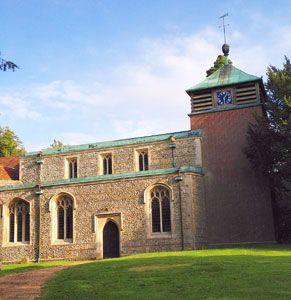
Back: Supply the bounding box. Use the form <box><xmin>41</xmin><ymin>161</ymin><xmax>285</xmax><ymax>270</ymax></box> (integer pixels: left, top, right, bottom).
<box><xmin>186</xmin><ymin>45</ymin><xmax>275</xmax><ymax>246</ymax></box>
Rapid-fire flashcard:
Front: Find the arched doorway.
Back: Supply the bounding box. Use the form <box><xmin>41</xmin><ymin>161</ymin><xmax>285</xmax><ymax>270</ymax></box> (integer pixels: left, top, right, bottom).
<box><xmin>103</xmin><ymin>221</ymin><xmax>119</xmax><ymax>258</ymax></box>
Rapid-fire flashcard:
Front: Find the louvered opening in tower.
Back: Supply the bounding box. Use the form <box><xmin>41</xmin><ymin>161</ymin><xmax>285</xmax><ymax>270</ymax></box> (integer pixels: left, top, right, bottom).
<box><xmin>236</xmin><ymin>83</ymin><xmax>257</xmax><ymax>105</ymax></box>
<box><xmin>191</xmin><ymin>91</ymin><xmax>213</xmax><ymax>112</ymax></box>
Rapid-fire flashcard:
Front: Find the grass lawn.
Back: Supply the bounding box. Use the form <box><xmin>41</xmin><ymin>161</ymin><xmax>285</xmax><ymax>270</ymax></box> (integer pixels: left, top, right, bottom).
<box><xmin>0</xmin><ymin>260</ymin><xmax>84</xmax><ymax>277</ymax></box>
<box><xmin>38</xmin><ymin>245</ymin><xmax>291</xmax><ymax>300</ymax></box>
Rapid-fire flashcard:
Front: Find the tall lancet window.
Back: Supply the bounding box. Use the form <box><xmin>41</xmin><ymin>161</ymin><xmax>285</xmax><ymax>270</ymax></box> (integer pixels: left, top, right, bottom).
<box><xmin>150</xmin><ymin>186</ymin><xmax>171</xmax><ymax>233</ymax></box>
<box><xmin>139</xmin><ymin>151</ymin><xmax>149</xmax><ymax>171</ymax></box>
<box><xmin>103</xmin><ymin>154</ymin><xmax>113</xmax><ymax>175</ymax></box>
<box><xmin>68</xmin><ymin>158</ymin><xmax>78</xmax><ymax>179</ymax></box>
<box><xmin>57</xmin><ymin>197</ymin><xmax>73</xmax><ymax>240</ymax></box>
<box><xmin>9</xmin><ymin>200</ymin><xmax>30</xmax><ymax>243</ymax></box>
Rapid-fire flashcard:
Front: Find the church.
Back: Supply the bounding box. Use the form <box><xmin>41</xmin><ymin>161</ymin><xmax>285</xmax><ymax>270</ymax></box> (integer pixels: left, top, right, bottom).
<box><xmin>0</xmin><ymin>44</ymin><xmax>275</xmax><ymax>263</ymax></box>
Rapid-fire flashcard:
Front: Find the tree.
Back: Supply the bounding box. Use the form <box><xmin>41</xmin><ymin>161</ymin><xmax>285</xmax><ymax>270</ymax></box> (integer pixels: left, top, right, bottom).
<box><xmin>206</xmin><ymin>55</ymin><xmax>232</xmax><ymax>77</ymax></box>
<box><xmin>49</xmin><ymin>139</ymin><xmax>65</xmax><ymax>149</ymax></box>
<box><xmin>0</xmin><ymin>127</ymin><xmax>25</xmax><ymax>156</ymax></box>
<box><xmin>0</xmin><ymin>53</ymin><xmax>19</xmax><ymax>72</ymax></box>
<box><xmin>244</xmin><ymin>56</ymin><xmax>291</xmax><ymax>242</ymax></box>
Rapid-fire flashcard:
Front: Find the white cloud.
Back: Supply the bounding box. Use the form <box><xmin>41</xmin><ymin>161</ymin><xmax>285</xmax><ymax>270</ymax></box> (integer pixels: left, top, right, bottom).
<box><xmin>0</xmin><ymin>95</ymin><xmax>41</xmax><ymax>120</ymax></box>
<box><xmin>232</xmin><ymin>30</ymin><xmax>243</xmax><ymax>40</ymax></box>
<box><xmin>1</xmin><ymin>24</ymin><xmax>290</xmax><ymax>151</ymax></box>
<box><xmin>275</xmin><ymin>26</ymin><xmax>291</xmax><ymax>52</ymax></box>
<box><xmin>57</xmin><ymin>132</ymin><xmax>98</xmax><ymax>146</ymax></box>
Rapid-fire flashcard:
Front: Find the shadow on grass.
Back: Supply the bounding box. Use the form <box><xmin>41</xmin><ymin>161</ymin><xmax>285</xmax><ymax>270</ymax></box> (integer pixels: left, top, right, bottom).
<box><xmin>0</xmin><ymin>261</ymin><xmax>85</xmax><ymax>278</ymax></box>
<box><xmin>40</xmin><ymin>246</ymin><xmax>291</xmax><ymax>300</ymax></box>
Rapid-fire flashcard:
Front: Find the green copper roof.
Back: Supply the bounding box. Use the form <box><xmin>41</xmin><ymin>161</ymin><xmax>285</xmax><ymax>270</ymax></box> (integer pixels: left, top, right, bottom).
<box><xmin>186</xmin><ymin>64</ymin><xmax>261</xmax><ymax>93</ymax></box>
<box><xmin>0</xmin><ymin>166</ymin><xmax>204</xmax><ymax>191</ymax></box>
<box><xmin>24</xmin><ymin>130</ymin><xmax>202</xmax><ymax>157</ymax></box>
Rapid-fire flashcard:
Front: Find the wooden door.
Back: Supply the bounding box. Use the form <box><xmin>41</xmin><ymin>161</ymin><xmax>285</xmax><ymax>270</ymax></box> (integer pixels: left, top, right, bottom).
<box><xmin>103</xmin><ymin>221</ymin><xmax>119</xmax><ymax>258</ymax></box>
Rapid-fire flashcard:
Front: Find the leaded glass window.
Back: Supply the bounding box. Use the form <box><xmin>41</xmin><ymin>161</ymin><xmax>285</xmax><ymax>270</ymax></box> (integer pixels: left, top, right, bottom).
<box><xmin>58</xmin><ymin>206</ymin><xmax>64</xmax><ymax>239</ymax></box>
<box><xmin>57</xmin><ymin>197</ymin><xmax>73</xmax><ymax>240</ymax></box>
<box><xmin>138</xmin><ymin>151</ymin><xmax>148</xmax><ymax>171</ymax></box>
<box><xmin>9</xmin><ymin>200</ymin><xmax>30</xmax><ymax>243</ymax></box>
<box><xmin>68</xmin><ymin>158</ymin><xmax>77</xmax><ymax>178</ymax></box>
<box><xmin>151</xmin><ymin>198</ymin><xmax>160</xmax><ymax>232</ymax></box>
<box><xmin>150</xmin><ymin>186</ymin><xmax>171</xmax><ymax>233</ymax></box>
<box><xmin>103</xmin><ymin>154</ymin><xmax>112</xmax><ymax>175</ymax></box>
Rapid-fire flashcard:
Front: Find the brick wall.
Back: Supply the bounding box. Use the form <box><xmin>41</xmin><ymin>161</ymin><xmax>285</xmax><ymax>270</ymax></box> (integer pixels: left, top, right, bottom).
<box><xmin>190</xmin><ymin>107</ymin><xmax>275</xmax><ymax>245</ymax></box>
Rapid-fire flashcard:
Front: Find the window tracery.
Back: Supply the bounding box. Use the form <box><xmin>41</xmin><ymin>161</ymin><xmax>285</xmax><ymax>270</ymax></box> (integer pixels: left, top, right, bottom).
<box><xmin>57</xmin><ymin>197</ymin><xmax>73</xmax><ymax>240</ymax></box>
<box><xmin>150</xmin><ymin>186</ymin><xmax>171</xmax><ymax>233</ymax></box>
<box><xmin>138</xmin><ymin>151</ymin><xmax>149</xmax><ymax>171</ymax></box>
<box><xmin>9</xmin><ymin>200</ymin><xmax>30</xmax><ymax>243</ymax></box>
<box><xmin>68</xmin><ymin>158</ymin><xmax>77</xmax><ymax>178</ymax></box>
<box><xmin>103</xmin><ymin>154</ymin><xmax>112</xmax><ymax>175</ymax></box>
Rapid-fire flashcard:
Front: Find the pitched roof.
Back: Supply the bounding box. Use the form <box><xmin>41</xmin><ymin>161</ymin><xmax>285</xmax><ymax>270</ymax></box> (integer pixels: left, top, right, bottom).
<box><xmin>186</xmin><ymin>64</ymin><xmax>261</xmax><ymax>93</ymax></box>
<box><xmin>24</xmin><ymin>129</ymin><xmax>203</xmax><ymax>157</ymax></box>
<box><xmin>0</xmin><ymin>156</ymin><xmax>20</xmax><ymax>180</ymax></box>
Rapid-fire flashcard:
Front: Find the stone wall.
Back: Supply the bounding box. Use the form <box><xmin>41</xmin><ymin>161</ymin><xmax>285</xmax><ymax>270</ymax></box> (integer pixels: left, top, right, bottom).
<box><xmin>0</xmin><ymin>190</ymin><xmax>37</xmax><ymax>262</ymax></box>
<box><xmin>20</xmin><ymin>137</ymin><xmax>200</xmax><ymax>183</ymax></box>
<box><xmin>20</xmin><ymin>159</ymin><xmax>39</xmax><ymax>184</ymax></box>
<box><xmin>0</xmin><ymin>172</ymin><xmax>205</xmax><ymax>262</ymax></box>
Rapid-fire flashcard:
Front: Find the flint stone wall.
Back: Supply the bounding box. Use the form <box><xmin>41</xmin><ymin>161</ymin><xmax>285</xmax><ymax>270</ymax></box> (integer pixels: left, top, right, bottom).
<box><xmin>0</xmin><ymin>173</ymin><xmax>205</xmax><ymax>262</ymax></box>
<box><xmin>20</xmin><ymin>137</ymin><xmax>201</xmax><ymax>184</ymax></box>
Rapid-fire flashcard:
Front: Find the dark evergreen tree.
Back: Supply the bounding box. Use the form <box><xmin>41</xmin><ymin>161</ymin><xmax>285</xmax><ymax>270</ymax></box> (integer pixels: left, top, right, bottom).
<box><xmin>244</xmin><ymin>56</ymin><xmax>291</xmax><ymax>242</ymax></box>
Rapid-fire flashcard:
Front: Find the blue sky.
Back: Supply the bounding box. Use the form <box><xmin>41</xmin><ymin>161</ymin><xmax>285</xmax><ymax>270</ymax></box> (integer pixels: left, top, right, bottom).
<box><xmin>0</xmin><ymin>0</ymin><xmax>290</xmax><ymax>151</ymax></box>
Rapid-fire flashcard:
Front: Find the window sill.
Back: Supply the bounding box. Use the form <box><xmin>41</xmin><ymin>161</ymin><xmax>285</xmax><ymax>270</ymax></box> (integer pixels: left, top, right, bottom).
<box><xmin>148</xmin><ymin>232</ymin><xmax>172</xmax><ymax>239</ymax></box>
<box><xmin>3</xmin><ymin>242</ymin><xmax>31</xmax><ymax>247</ymax></box>
<box><xmin>52</xmin><ymin>239</ymin><xmax>74</xmax><ymax>245</ymax></box>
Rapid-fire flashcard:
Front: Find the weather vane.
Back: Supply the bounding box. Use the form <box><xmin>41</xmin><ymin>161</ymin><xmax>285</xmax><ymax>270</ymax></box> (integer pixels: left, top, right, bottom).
<box><xmin>219</xmin><ymin>13</ymin><xmax>229</xmax><ymax>44</ymax></box>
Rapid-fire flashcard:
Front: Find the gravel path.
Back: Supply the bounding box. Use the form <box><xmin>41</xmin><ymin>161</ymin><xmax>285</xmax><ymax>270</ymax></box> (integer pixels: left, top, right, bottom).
<box><xmin>0</xmin><ymin>266</ymin><xmax>69</xmax><ymax>300</ymax></box>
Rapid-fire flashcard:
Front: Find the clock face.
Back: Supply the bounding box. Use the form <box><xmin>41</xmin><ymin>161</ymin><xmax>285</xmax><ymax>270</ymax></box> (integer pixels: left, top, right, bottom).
<box><xmin>217</xmin><ymin>90</ymin><xmax>233</xmax><ymax>106</ymax></box>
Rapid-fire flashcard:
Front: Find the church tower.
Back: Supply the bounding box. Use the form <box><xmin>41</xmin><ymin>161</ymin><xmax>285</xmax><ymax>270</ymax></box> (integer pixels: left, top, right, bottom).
<box><xmin>186</xmin><ymin>44</ymin><xmax>276</xmax><ymax>246</ymax></box>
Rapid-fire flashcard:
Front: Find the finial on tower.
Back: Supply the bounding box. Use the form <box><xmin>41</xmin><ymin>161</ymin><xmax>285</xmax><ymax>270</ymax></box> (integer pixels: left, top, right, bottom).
<box><xmin>219</xmin><ymin>13</ymin><xmax>230</xmax><ymax>60</ymax></box>
<box><xmin>222</xmin><ymin>43</ymin><xmax>230</xmax><ymax>57</ymax></box>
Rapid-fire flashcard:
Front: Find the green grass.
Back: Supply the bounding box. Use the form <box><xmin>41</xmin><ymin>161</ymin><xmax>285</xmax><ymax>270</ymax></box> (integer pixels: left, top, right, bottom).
<box><xmin>38</xmin><ymin>245</ymin><xmax>291</xmax><ymax>299</ymax></box>
<box><xmin>0</xmin><ymin>260</ymin><xmax>84</xmax><ymax>277</ymax></box>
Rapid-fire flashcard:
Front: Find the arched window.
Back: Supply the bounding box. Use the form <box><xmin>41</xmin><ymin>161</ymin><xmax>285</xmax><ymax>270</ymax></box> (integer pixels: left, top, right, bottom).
<box><xmin>103</xmin><ymin>154</ymin><xmax>112</xmax><ymax>175</ymax></box>
<box><xmin>139</xmin><ymin>151</ymin><xmax>149</xmax><ymax>171</ymax></box>
<box><xmin>151</xmin><ymin>186</ymin><xmax>171</xmax><ymax>233</ymax></box>
<box><xmin>57</xmin><ymin>197</ymin><xmax>73</xmax><ymax>240</ymax></box>
<box><xmin>68</xmin><ymin>158</ymin><xmax>77</xmax><ymax>178</ymax></box>
<box><xmin>9</xmin><ymin>200</ymin><xmax>30</xmax><ymax>243</ymax></box>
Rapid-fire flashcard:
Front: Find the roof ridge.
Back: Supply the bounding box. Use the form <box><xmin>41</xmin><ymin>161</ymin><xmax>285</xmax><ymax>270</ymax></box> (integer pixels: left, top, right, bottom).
<box><xmin>24</xmin><ymin>129</ymin><xmax>203</xmax><ymax>157</ymax></box>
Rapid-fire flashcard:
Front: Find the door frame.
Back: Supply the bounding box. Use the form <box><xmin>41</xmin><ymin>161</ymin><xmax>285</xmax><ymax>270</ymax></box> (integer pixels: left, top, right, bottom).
<box><xmin>95</xmin><ymin>212</ymin><xmax>122</xmax><ymax>259</ymax></box>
